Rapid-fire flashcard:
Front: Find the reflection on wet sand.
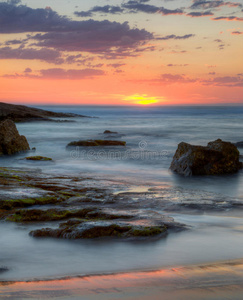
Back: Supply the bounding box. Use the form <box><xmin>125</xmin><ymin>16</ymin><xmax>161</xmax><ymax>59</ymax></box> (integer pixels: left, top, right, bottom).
<box><xmin>1</xmin><ymin>259</ymin><xmax>243</xmax><ymax>300</ymax></box>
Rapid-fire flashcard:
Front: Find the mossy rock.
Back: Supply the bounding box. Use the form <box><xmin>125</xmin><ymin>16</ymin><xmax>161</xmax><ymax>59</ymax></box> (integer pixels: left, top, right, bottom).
<box><xmin>30</xmin><ymin>222</ymin><xmax>167</xmax><ymax>239</ymax></box>
<box><xmin>25</xmin><ymin>156</ymin><xmax>52</xmax><ymax>161</ymax></box>
<box><xmin>7</xmin><ymin>208</ymin><xmax>94</xmax><ymax>222</ymax></box>
<box><xmin>81</xmin><ymin>224</ymin><xmax>132</xmax><ymax>238</ymax></box>
<box><xmin>67</xmin><ymin>140</ymin><xmax>126</xmax><ymax>147</ymax></box>
<box><xmin>0</xmin><ymin>196</ymin><xmax>61</xmax><ymax>210</ymax></box>
<box><xmin>131</xmin><ymin>226</ymin><xmax>166</xmax><ymax>236</ymax></box>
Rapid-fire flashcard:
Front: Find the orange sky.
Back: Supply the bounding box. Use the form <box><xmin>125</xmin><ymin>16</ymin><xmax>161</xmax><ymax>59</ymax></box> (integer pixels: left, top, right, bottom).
<box><xmin>0</xmin><ymin>0</ymin><xmax>242</xmax><ymax>105</ymax></box>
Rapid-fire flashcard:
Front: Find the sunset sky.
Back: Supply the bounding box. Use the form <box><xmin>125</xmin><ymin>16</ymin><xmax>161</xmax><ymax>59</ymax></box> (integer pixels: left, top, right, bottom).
<box><xmin>0</xmin><ymin>0</ymin><xmax>242</xmax><ymax>105</ymax></box>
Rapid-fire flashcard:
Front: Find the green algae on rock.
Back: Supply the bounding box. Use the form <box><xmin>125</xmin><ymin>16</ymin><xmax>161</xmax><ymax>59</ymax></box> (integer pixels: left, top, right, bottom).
<box><xmin>25</xmin><ymin>156</ymin><xmax>53</xmax><ymax>161</ymax></box>
<box><xmin>67</xmin><ymin>139</ymin><xmax>126</xmax><ymax>147</ymax></box>
<box><xmin>0</xmin><ymin>196</ymin><xmax>62</xmax><ymax>210</ymax></box>
<box><xmin>0</xmin><ymin>167</ymin><xmax>184</xmax><ymax>241</ymax></box>
<box><xmin>30</xmin><ymin>221</ymin><xmax>167</xmax><ymax>239</ymax></box>
<box><xmin>6</xmin><ymin>208</ymin><xmax>134</xmax><ymax>223</ymax></box>
<box><xmin>7</xmin><ymin>208</ymin><xmax>93</xmax><ymax>222</ymax></box>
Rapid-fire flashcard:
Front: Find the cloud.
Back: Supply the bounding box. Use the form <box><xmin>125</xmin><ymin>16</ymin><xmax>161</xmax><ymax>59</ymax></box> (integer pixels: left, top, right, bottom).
<box><xmin>132</xmin><ymin>73</ymin><xmax>243</xmax><ymax>87</ymax></box>
<box><xmin>4</xmin><ymin>39</ymin><xmax>27</xmax><ymax>45</ymax></box>
<box><xmin>39</xmin><ymin>68</ymin><xmax>104</xmax><ymax>79</ymax></box>
<box><xmin>114</xmin><ymin>69</ymin><xmax>124</xmax><ymax>74</ymax></box>
<box><xmin>206</xmin><ymin>64</ymin><xmax>217</xmax><ymax>68</ymax></box>
<box><xmin>202</xmin><ymin>76</ymin><xmax>243</xmax><ymax>87</ymax></box>
<box><xmin>64</xmin><ymin>54</ymin><xmax>96</xmax><ymax>66</ymax></box>
<box><xmin>24</xmin><ymin>67</ymin><xmax>32</xmax><ymax>73</ymax></box>
<box><xmin>0</xmin><ymin>3</ymin><xmax>70</xmax><ymax>33</ymax></box>
<box><xmin>212</xmin><ymin>16</ymin><xmax>243</xmax><ymax>21</ymax></box>
<box><xmin>187</xmin><ymin>11</ymin><xmax>214</xmax><ymax>17</ymax></box>
<box><xmin>75</xmin><ymin>1</ymin><xmax>184</xmax><ymax>17</ymax></box>
<box><xmin>167</xmin><ymin>64</ymin><xmax>189</xmax><ymax>67</ymax></box>
<box><xmin>122</xmin><ymin>1</ymin><xmax>184</xmax><ymax>15</ymax></box>
<box><xmin>231</xmin><ymin>30</ymin><xmax>243</xmax><ymax>34</ymax></box>
<box><xmin>157</xmin><ymin>34</ymin><xmax>195</xmax><ymax>40</ymax></box>
<box><xmin>133</xmin><ymin>73</ymin><xmax>196</xmax><ymax>84</ymax></box>
<box><xmin>0</xmin><ymin>46</ymin><xmax>63</xmax><ymax>64</ymax></box>
<box><xmin>74</xmin><ymin>0</ymin><xmax>242</xmax><ymax>20</ymax></box>
<box><xmin>190</xmin><ymin>1</ymin><xmax>242</xmax><ymax>10</ymax></box>
<box><xmin>159</xmin><ymin>73</ymin><xmax>196</xmax><ymax>84</ymax></box>
<box><xmin>107</xmin><ymin>63</ymin><xmax>126</xmax><ymax>68</ymax></box>
<box><xmin>7</xmin><ymin>0</ymin><xmax>21</xmax><ymax>5</ymax></box>
<box><xmin>74</xmin><ymin>5</ymin><xmax>124</xmax><ymax>17</ymax></box>
<box><xmin>3</xmin><ymin>68</ymin><xmax>105</xmax><ymax>80</ymax></box>
<box><xmin>0</xmin><ymin>2</ymin><xmax>153</xmax><ymax>58</ymax></box>
<box><xmin>214</xmin><ymin>39</ymin><xmax>226</xmax><ymax>50</ymax></box>
<box><xmin>168</xmin><ymin>50</ymin><xmax>187</xmax><ymax>54</ymax></box>
<box><xmin>30</xmin><ymin>20</ymin><xmax>153</xmax><ymax>54</ymax></box>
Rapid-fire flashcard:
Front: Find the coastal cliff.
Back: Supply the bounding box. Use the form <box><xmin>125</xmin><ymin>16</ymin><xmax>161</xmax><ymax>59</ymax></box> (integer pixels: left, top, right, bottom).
<box><xmin>0</xmin><ymin>102</ymin><xmax>88</xmax><ymax>122</ymax></box>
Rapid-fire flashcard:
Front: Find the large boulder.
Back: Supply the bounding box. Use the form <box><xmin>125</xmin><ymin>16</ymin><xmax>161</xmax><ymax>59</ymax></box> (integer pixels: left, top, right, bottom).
<box><xmin>0</xmin><ymin>119</ymin><xmax>30</xmax><ymax>155</ymax></box>
<box><xmin>170</xmin><ymin>139</ymin><xmax>242</xmax><ymax>176</ymax></box>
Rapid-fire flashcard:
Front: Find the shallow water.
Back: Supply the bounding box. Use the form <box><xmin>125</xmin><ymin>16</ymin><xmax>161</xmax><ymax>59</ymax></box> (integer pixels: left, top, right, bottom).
<box><xmin>1</xmin><ymin>105</ymin><xmax>243</xmax><ymax>281</ymax></box>
<box><xmin>1</xmin><ymin>212</ymin><xmax>243</xmax><ymax>281</ymax></box>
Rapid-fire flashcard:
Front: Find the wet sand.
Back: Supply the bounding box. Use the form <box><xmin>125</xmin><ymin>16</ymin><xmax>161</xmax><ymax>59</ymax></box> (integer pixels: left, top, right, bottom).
<box><xmin>1</xmin><ymin>259</ymin><xmax>243</xmax><ymax>300</ymax></box>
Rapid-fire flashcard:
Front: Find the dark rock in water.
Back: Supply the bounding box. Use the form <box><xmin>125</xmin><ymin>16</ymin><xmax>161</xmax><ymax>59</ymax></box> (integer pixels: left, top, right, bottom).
<box><xmin>170</xmin><ymin>139</ymin><xmax>243</xmax><ymax>176</ymax></box>
<box><xmin>234</xmin><ymin>141</ymin><xmax>243</xmax><ymax>148</ymax></box>
<box><xmin>0</xmin><ymin>102</ymin><xmax>90</xmax><ymax>122</ymax></box>
<box><xmin>104</xmin><ymin>130</ymin><xmax>118</xmax><ymax>134</ymax></box>
<box><xmin>7</xmin><ymin>208</ymin><xmax>93</xmax><ymax>222</ymax></box>
<box><xmin>0</xmin><ymin>266</ymin><xmax>9</xmax><ymax>273</ymax></box>
<box><xmin>67</xmin><ymin>139</ymin><xmax>126</xmax><ymax>147</ymax></box>
<box><xmin>25</xmin><ymin>156</ymin><xmax>52</xmax><ymax>161</ymax></box>
<box><xmin>30</xmin><ymin>221</ymin><xmax>166</xmax><ymax>239</ymax></box>
<box><xmin>0</xmin><ymin>119</ymin><xmax>30</xmax><ymax>155</ymax></box>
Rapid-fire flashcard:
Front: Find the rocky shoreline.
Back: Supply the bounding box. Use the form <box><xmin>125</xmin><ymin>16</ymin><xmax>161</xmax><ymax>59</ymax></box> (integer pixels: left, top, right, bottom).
<box><xmin>0</xmin><ymin>102</ymin><xmax>90</xmax><ymax>122</ymax></box>
<box><xmin>1</xmin><ymin>165</ymin><xmax>243</xmax><ymax>244</ymax></box>
<box><xmin>0</xmin><ymin>167</ymin><xmax>184</xmax><ymax>241</ymax></box>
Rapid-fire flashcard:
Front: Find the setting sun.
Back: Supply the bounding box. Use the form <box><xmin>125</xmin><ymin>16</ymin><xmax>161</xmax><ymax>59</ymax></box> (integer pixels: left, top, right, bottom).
<box><xmin>124</xmin><ymin>94</ymin><xmax>164</xmax><ymax>105</ymax></box>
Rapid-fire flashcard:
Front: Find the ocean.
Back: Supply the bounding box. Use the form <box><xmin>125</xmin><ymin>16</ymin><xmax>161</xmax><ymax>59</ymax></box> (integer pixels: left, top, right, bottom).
<box><xmin>1</xmin><ymin>105</ymin><xmax>243</xmax><ymax>197</ymax></box>
<box><xmin>0</xmin><ymin>105</ymin><xmax>243</xmax><ymax>281</ymax></box>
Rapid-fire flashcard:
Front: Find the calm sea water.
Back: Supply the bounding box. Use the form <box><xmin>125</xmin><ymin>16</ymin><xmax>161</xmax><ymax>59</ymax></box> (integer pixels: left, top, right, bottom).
<box><xmin>1</xmin><ymin>105</ymin><xmax>243</xmax><ymax>197</ymax></box>
<box><xmin>1</xmin><ymin>105</ymin><xmax>243</xmax><ymax>281</ymax></box>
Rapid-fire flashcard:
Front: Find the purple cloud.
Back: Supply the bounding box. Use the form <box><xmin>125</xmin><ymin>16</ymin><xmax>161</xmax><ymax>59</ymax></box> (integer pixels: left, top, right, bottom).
<box><xmin>24</xmin><ymin>67</ymin><xmax>32</xmax><ymax>73</ymax></box>
<box><xmin>0</xmin><ymin>46</ymin><xmax>63</xmax><ymax>64</ymax></box>
<box><xmin>107</xmin><ymin>63</ymin><xmax>126</xmax><ymax>68</ymax></box>
<box><xmin>74</xmin><ymin>5</ymin><xmax>124</xmax><ymax>17</ymax></box>
<box><xmin>74</xmin><ymin>1</ymin><xmax>184</xmax><ymax>17</ymax></box>
<box><xmin>187</xmin><ymin>11</ymin><xmax>214</xmax><ymax>17</ymax></box>
<box><xmin>202</xmin><ymin>76</ymin><xmax>243</xmax><ymax>87</ymax></box>
<box><xmin>0</xmin><ymin>2</ymin><xmax>154</xmax><ymax>59</ymax></box>
<box><xmin>212</xmin><ymin>16</ymin><xmax>243</xmax><ymax>21</ymax></box>
<box><xmin>30</xmin><ymin>21</ymin><xmax>153</xmax><ymax>54</ymax></box>
<box><xmin>190</xmin><ymin>1</ymin><xmax>242</xmax><ymax>9</ymax></box>
<box><xmin>3</xmin><ymin>68</ymin><xmax>105</xmax><ymax>80</ymax></box>
<box><xmin>167</xmin><ymin>64</ymin><xmax>189</xmax><ymax>67</ymax></box>
<box><xmin>157</xmin><ymin>34</ymin><xmax>195</xmax><ymax>40</ymax></box>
